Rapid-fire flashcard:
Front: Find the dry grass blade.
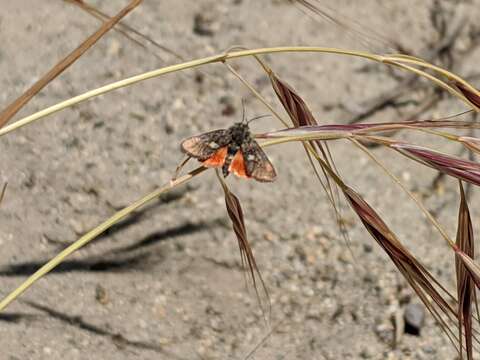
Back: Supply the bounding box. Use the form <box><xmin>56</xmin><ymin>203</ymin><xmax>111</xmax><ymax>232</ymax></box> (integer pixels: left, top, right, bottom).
<box><xmin>0</xmin><ymin>0</ymin><xmax>142</xmax><ymax>129</ymax></box>
<box><xmin>291</xmin><ymin>0</ymin><xmax>396</xmax><ymax>52</ymax></box>
<box><xmin>64</xmin><ymin>0</ymin><xmax>184</xmax><ymax>62</ymax></box>
<box><xmin>343</xmin><ymin>186</ymin><xmax>459</xmax><ymax>348</ymax></box>
<box><xmin>455</xmin><ymin>181</ymin><xmax>475</xmax><ymax>360</ymax></box>
<box><xmin>216</xmin><ymin>172</ymin><xmax>270</xmax><ymax>316</ymax></box>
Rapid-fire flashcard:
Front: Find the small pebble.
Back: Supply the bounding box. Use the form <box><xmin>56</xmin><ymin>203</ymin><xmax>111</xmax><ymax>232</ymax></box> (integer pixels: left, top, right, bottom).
<box><xmin>404</xmin><ymin>303</ymin><xmax>425</xmax><ymax>335</ymax></box>
<box><xmin>95</xmin><ymin>284</ymin><xmax>109</xmax><ymax>305</ymax></box>
<box><xmin>193</xmin><ymin>13</ymin><xmax>219</xmax><ymax>36</ymax></box>
<box><xmin>360</xmin><ymin>348</ymin><xmax>373</xmax><ymax>359</ymax></box>
<box><xmin>219</xmin><ymin>96</ymin><xmax>236</xmax><ymax>116</ymax></box>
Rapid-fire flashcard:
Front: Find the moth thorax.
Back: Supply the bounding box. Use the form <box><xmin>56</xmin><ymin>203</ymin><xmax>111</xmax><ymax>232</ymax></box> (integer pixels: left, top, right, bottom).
<box><xmin>231</xmin><ymin>123</ymin><xmax>250</xmax><ymax>144</ymax></box>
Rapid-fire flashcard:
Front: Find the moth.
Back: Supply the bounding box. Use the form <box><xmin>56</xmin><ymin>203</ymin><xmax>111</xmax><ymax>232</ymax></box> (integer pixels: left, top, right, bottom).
<box><xmin>180</xmin><ymin>117</ymin><xmax>277</xmax><ymax>182</ymax></box>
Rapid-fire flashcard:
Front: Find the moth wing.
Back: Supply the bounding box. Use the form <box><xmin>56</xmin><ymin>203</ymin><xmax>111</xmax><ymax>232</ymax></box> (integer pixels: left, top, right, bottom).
<box><xmin>241</xmin><ymin>140</ymin><xmax>277</xmax><ymax>182</ymax></box>
<box><xmin>228</xmin><ymin>151</ymin><xmax>249</xmax><ymax>178</ymax></box>
<box><xmin>181</xmin><ymin>129</ymin><xmax>231</xmax><ymax>161</ymax></box>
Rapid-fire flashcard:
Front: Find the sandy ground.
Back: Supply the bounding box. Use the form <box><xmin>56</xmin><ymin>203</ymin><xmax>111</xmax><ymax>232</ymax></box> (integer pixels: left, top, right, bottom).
<box><xmin>1</xmin><ymin>1</ymin><xmax>480</xmax><ymax>359</ymax></box>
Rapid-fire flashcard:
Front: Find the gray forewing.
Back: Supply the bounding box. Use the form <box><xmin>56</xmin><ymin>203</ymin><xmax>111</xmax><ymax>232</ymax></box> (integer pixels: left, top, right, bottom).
<box><xmin>241</xmin><ymin>139</ymin><xmax>277</xmax><ymax>182</ymax></box>
<box><xmin>181</xmin><ymin>129</ymin><xmax>232</xmax><ymax>161</ymax></box>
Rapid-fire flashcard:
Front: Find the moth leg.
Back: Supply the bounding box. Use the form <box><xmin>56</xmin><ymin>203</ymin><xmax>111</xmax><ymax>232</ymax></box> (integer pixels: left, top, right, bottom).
<box><xmin>172</xmin><ymin>155</ymin><xmax>191</xmax><ymax>180</ymax></box>
<box><xmin>222</xmin><ymin>163</ymin><xmax>230</xmax><ymax>178</ymax></box>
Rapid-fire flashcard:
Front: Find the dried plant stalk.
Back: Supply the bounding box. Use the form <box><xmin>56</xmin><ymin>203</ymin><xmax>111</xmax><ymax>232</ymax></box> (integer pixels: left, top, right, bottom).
<box><xmin>455</xmin><ymin>181</ymin><xmax>475</xmax><ymax>360</ymax></box>
<box><xmin>216</xmin><ymin>172</ymin><xmax>270</xmax><ymax>316</ymax></box>
<box><xmin>0</xmin><ymin>0</ymin><xmax>142</xmax><ymax>129</ymax></box>
<box><xmin>64</xmin><ymin>0</ymin><xmax>183</xmax><ymax>62</ymax></box>
<box><xmin>343</xmin><ymin>186</ymin><xmax>459</xmax><ymax>348</ymax></box>
<box><xmin>4</xmin><ymin>43</ymin><xmax>480</xmax><ymax>137</ymax></box>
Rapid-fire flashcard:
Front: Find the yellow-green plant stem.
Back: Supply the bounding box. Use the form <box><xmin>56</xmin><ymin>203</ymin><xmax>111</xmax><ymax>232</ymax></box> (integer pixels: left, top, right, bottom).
<box><xmin>0</xmin><ymin>166</ymin><xmax>206</xmax><ymax>312</ymax></box>
<box><xmin>1</xmin><ymin>48</ymin><xmax>477</xmax><ymax>138</ymax></box>
<box><xmin>0</xmin><ymin>47</ymin><xmax>380</xmax><ymax>136</ymax></box>
<box><xmin>259</xmin><ymin>132</ymin><xmax>351</xmax><ymax>147</ymax></box>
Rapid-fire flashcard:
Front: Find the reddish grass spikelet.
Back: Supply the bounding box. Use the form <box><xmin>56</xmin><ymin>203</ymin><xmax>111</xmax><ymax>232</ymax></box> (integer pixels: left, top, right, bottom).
<box><xmin>269</xmin><ymin>72</ymin><xmax>316</xmax><ymax>127</ymax></box>
<box><xmin>342</xmin><ymin>186</ymin><xmax>459</xmax><ymax>344</ymax></box>
<box><xmin>268</xmin><ymin>71</ymin><xmax>343</xmax><ymax>190</ymax></box>
<box><xmin>257</xmin><ymin>110</ymin><xmax>479</xmax><ymax>145</ymax></box>
<box><xmin>259</xmin><ymin>116</ymin><xmax>480</xmax><ymax>138</ymax></box>
<box><xmin>268</xmin><ymin>71</ymin><xmax>336</xmax><ymax>171</ymax></box>
<box><xmin>216</xmin><ymin>174</ymin><xmax>270</xmax><ymax>314</ymax></box>
<box><xmin>455</xmin><ymin>181</ymin><xmax>475</xmax><ymax>360</ymax></box>
<box><xmin>268</xmin><ymin>71</ymin><xmax>345</xmax><ymax>214</ymax></box>
<box><xmin>392</xmin><ymin>143</ymin><xmax>480</xmax><ymax>187</ymax></box>
<box><xmin>454</xmin><ymin>82</ymin><xmax>480</xmax><ymax>109</ymax></box>
<box><xmin>455</xmin><ymin>250</ymin><xmax>480</xmax><ymax>311</ymax></box>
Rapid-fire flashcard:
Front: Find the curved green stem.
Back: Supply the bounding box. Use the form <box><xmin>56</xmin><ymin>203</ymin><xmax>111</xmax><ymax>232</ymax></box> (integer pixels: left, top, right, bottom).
<box><xmin>0</xmin><ymin>46</ymin><xmax>382</xmax><ymax>136</ymax></box>
<box><xmin>0</xmin><ymin>166</ymin><xmax>206</xmax><ymax>312</ymax></box>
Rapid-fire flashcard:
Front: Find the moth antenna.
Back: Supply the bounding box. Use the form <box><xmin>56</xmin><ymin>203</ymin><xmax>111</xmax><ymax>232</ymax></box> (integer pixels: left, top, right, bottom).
<box><xmin>241</xmin><ymin>98</ymin><xmax>247</xmax><ymax>124</ymax></box>
<box><xmin>247</xmin><ymin>114</ymin><xmax>271</xmax><ymax>124</ymax></box>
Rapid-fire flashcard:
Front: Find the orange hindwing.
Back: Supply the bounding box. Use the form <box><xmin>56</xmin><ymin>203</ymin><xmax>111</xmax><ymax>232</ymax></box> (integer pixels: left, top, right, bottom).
<box><xmin>202</xmin><ymin>147</ymin><xmax>228</xmax><ymax>168</ymax></box>
<box><xmin>228</xmin><ymin>151</ymin><xmax>249</xmax><ymax>178</ymax></box>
